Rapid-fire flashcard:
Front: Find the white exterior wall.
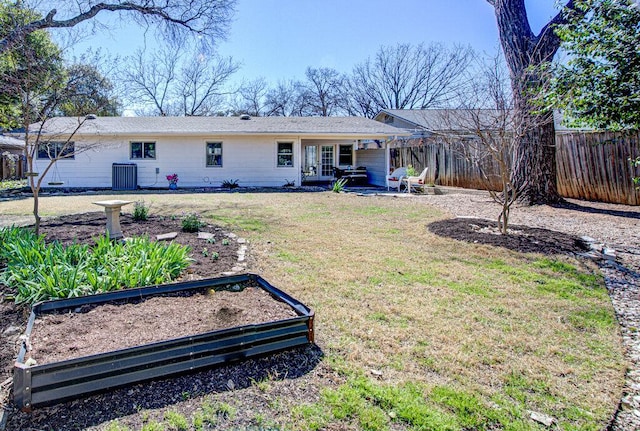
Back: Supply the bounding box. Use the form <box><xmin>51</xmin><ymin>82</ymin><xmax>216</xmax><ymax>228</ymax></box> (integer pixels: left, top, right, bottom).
<box><xmin>33</xmin><ymin>135</ymin><xmax>302</xmax><ymax>188</ymax></box>
<box><xmin>355</xmin><ymin>148</ymin><xmax>386</xmax><ymax>187</ymax></box>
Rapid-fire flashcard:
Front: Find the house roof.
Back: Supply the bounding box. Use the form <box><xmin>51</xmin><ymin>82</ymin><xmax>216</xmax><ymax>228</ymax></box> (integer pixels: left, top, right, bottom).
<box><xmin>32</xmin><ymin>116</ymin><xmax>410</xmax><ymax>138</ymax></box>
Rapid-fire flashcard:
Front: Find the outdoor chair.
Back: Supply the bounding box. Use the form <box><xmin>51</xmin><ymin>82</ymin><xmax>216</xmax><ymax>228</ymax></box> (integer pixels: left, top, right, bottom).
<box><xmin>402</xmin><ymin>167</ymin><xmax>429</xmax><ymax>193</ymax></box>
<box><xmin>386</xmin><ymin>167</ymin><xmax>407</xmax><ymax>191</ymax></box>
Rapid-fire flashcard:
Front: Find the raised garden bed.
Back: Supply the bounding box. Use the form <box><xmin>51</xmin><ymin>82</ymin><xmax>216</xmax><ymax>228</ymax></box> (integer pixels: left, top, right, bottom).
<box><xmin>13</xmin><ymin>273</ymin><xmax>314</xmax><ymax>411</ymax></box>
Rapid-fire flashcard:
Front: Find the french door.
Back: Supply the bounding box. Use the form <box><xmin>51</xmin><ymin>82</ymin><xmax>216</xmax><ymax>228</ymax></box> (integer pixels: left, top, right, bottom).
<box><xmin>303</xmin><ymin>144</ymin><xmax>334</xmax><ymax>181</ymax></box>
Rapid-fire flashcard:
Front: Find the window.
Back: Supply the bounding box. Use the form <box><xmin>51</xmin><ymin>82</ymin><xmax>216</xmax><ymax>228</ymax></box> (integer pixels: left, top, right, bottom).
<box><xmin>131</xmin><ymin>142</ymin><xmax>156</xmax><ymax>159</ymax></box>
<box><xmin>339</xmin><ymin>145</ymin><xmax>353</xmax><ymax>166</ymax></box>
<box><xmin>277</xmin><ymin>142</ymin><xmax>294</xmax><ymax>167</ymax></box>
<box><xmin>206</xmin><ymin>142</ymin><xmax>223</xmax><ymax>167</ymax></box>
<box><xmin>37</xmin><ymin>141</ymin><xmax>75</xmax><ymax>159</ymax></box>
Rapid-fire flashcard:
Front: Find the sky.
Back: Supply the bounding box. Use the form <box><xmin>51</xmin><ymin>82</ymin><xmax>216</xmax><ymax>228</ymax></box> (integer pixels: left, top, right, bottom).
<box><xmin>63</xmin><ymin>0</ymin><xmax>563</xmax><ymax>87</ymax></box>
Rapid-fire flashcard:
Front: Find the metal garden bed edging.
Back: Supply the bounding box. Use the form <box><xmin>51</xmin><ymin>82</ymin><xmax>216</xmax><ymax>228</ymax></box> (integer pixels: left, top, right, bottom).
<box><xmin>13</xmin><ymin>273</ymin><xmax>315</xmax><ymax>411</ymax></box>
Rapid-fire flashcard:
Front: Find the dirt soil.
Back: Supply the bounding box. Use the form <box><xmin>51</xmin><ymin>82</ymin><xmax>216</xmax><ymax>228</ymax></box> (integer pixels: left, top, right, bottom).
<box><xmin>28</xmin><ymin>285</ymin><xmax>298</xmax><ymax>365</ymax></box>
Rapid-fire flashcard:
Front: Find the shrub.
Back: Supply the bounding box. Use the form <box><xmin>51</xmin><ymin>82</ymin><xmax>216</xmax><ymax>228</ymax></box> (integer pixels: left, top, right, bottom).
<box><xmin>182</xmin><ymin>213</ymin><xmax>204</xmax><ymax>232</ymax></box>
<box><xmin>132</xmin><ymin>200</ymin><xmax>150</xmax><ymax>221</ymax></box>
<box><xmin>221</xmin><ymin>179</ymin><xmax>239</xmax><ymax>189</ymax></box>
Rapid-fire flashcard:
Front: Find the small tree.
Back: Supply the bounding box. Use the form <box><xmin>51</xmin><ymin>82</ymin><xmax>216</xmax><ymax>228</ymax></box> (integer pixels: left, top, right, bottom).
<box><xmin>437</xmin><ymin>56</ymin><xmax>551</xmax><ymax>234</ymax></box>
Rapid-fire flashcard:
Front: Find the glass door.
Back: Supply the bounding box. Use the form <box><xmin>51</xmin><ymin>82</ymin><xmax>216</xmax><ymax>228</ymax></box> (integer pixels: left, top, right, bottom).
<box><xmin>321</xmin><ymin>146</ymin><xmax>334</xmax><ymax>179</ymax></box>
<box><xmin>303</xmin><ymin>145</ymin><xmax>318</xmax><ymax>182</ymax></box>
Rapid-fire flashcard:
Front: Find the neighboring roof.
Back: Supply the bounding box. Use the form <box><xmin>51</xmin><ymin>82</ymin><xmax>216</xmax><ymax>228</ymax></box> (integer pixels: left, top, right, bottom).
<box><xmin>375</xmin><ymin>109</ymin><xmax>592</xmax><ymax>133</ymax></box>
<box><xmin>32</xmin><ymin>116</ymin><xmax>410</xmax><ymax>138</ymax></box>
<box><xmin>375</xmin><ymin>109</ymin><xmax>513</xmax><ymax>132</ymax></box>
<box><xmin>0</xmin><ymin>134</ymin><xmax>24</xmax><ymax>150</ymax></box>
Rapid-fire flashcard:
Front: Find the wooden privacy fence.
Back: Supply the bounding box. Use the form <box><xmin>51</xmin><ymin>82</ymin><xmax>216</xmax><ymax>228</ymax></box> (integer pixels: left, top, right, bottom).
<box><xmin>389</xmin><ymin>139</ymin><xmax>503</xmax><ymax>191</ymax></box>
<box><xmin>390</xmin><ymin>132</ymin><xmax>640</xmax><ymax>205</ymax></box>
<box><xmin>1</xmin><ymin>153</ymin><xmax>26</xmax><ymax>180</ymax></box>
<box><xmin>556</xmin><ymin>132</ymin><xmax>640</xmax><ymax>206</ymax></box>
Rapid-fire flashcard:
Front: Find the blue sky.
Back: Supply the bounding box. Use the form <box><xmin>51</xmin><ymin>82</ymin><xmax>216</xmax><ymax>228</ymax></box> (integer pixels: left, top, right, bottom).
<box><xmin>67</xmin><ymin>0</ymin><xmax>562</xmax><ymax>85</ymax></box>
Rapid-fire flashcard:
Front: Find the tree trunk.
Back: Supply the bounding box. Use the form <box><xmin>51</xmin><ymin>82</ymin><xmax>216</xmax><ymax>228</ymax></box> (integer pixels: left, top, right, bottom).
<box><xmin>511</xmin><ymin>105</ymin><xmax>560</xmax><ymax>205</ymax></box>
<box><xmin>491</xmin><ymin>0</ymin><xmax>573</xmax><ymax>205</ymax></box>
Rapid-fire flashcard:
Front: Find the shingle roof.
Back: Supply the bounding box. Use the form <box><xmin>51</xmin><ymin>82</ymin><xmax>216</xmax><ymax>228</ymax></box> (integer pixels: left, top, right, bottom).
<box><xmin>376</xmin><ymin>109</ymin><xmax>588</xmax><ymax>132</ymax></box>
<box><xmin>35</xmin><ymin>116</ymin><xmax>409</xmax><ymax>138</ymax></box>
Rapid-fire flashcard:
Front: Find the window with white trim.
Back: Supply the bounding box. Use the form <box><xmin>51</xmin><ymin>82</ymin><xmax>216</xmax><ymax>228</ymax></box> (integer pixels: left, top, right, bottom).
<box><xmin>277</xmin><ymin>142</ymin><xmax>294</xmax><ymax>167</ymax></box>
<box><xmin>206</xmin><ymin>142</ymin><xmax>223</xmax><ymax>167</ymax></box>
<box><xmin>130</xmin><ymin>142</ymin><xmax>156</xmax><ymax>159</ymax></box>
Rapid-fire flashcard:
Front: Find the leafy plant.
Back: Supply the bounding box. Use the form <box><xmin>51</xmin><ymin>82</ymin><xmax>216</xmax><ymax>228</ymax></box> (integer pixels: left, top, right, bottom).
<box><xmin>211</xmin><ymin>251</ymin><xmax>219</xmax><ymax>260</ymax></box>
<box><xmin>406</xmin><ymin>164</ymin><xmax>417</xmax><ymax>177</ymax></box>
<box><xmin>222</xmin><ymin>238</ymin><xmax>230</xmax><ymax>246</ymax></box>
<box><xmin>332</xmin><ymin>178</ymin><xmax>348</xmax><ymax>193</ymax></box>
<box><xmin>132</xmin><ymin>200</ymin><xmax>150</xmax><ymax>221</ymax></box>
<box><xmin>283</xmin><ymin>179</ymin><xmax>295</xmax><ymax>187</ymax></box>
<box><xmin>182</xmin><ymin>213</ymin><xmax>204</xmax><ymax>232</ymax></box>
<box><xmin>221</xmin><ymin>178</ymin><xmax>239</xmax><ymax>189</ymax></box>
<box><xmin>0</xmin><ymin>226</ymin><xmax>192</xmax><ymax>304</ymax></box>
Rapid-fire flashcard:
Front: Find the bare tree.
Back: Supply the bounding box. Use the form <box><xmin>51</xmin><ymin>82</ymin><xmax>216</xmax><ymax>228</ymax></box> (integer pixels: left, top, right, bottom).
<box><xmin>1</xmin><ymin>0</ymin><xmax>237</xmax><ymax>55</ymax></box>
<box><xmin>120</xmin><ymin>47</ymin><xmax>238</xmax><ymax>116</ymax></box>
<box><xmin>120</xmin><ymin>47</ymin><xmax>178</xmax><ymax>116</ymax></box>
<box><xmin>298</xmin><ymin>67</ymin><xmax>348</xmax><ymax>117</ymax></box>
<box><xmin>263</xmin><ymin>80</ymin><xmax>305</xmax><ymax>117</ymax></box>
<box><xmin>230</xmin><ymin>77</ymin><xmax>269</xmax><ymax>116</ymax></box>
<box><xmin>348</xmin><ymin>43</ymin><xmax>475</xmax><ymax>118</ymax></box>
<box><xmin>437</xmin><ymin>55</ymin><xmax>550</xmax><ymax>234</ymax></box>
<box><xmin>176</xmin><ymin>52</ymin><xmax>238</xmax><ymax>116</ymax></box>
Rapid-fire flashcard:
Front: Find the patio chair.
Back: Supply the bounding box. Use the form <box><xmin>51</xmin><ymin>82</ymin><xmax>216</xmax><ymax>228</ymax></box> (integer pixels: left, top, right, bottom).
<box><xmin>386</xmin><ymin>167</ymin><xmax>407</xmax><ymax>191</ymax></box>
<box><xmin>402</xmin><ymin>167</ymin><xmax>429</xmax><ymax>193</ymax></box>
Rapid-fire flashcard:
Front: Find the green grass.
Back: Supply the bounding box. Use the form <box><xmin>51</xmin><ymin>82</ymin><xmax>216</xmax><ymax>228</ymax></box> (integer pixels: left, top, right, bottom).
<box><xmin>0</xmin><ymin>192</ymin><xmax>625</xmax><ymax>430</ymax></box>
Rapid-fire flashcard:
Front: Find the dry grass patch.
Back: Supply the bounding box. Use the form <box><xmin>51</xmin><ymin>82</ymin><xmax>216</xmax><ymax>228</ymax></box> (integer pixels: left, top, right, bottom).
<box><xmin>0</xmin><ymin>191</ymin><xmax>625</xmax><ymax>430</ymax></box>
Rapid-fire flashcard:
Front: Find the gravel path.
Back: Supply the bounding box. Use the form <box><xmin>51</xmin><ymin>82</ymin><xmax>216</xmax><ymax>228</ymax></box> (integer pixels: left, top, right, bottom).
<box><xmin>390</xmin><ymin>191</ymin><xmax>640</xmax><ymax>430</ymax></box>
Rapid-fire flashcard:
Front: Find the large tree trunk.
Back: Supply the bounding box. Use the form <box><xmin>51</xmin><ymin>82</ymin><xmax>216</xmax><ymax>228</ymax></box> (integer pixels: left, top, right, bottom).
<box><xmin>490</xmin><ymin>0</ymin><xmax>576</xmax><ymax>204</ymax></box>
<box><xmin>511</xmin><ymin>93</ymin><xmax>560</xmax><ymax>204</ymax></box>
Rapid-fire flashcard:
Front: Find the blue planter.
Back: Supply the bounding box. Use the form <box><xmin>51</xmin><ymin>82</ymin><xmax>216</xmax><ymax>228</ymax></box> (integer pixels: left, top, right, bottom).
<box><xmin>169</xmin><ymin>183</ymin><xmax>177</xmax><ymax>190</ymax></box>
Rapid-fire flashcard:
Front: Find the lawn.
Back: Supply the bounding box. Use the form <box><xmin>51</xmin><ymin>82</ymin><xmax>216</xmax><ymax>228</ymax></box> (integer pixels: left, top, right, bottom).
<box><xmin>0</xmin><ymin>191</ymin><xmax>625</xmax><ymax>430</ymax></box>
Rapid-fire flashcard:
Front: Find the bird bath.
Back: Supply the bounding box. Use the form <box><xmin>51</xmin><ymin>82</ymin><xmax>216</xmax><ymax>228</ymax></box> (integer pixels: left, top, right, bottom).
<box><xmin>93</xmin><ymin>200</ymin><xmax>132</xmax><ymax>240</ymax></box>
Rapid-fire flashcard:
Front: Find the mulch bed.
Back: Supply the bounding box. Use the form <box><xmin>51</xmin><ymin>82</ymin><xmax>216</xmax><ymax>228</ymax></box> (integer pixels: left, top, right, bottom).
<box><xmin>428</xmin><ymin>217</ymin><xmax>591</xmax><ymax>256</ymax></box>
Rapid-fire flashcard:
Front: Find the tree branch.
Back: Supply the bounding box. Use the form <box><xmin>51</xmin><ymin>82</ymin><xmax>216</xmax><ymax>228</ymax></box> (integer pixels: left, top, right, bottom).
<box><xmin>1</xmin><ymin>1</ymin><xmax>235</xmax><ymax>54</ymax></box>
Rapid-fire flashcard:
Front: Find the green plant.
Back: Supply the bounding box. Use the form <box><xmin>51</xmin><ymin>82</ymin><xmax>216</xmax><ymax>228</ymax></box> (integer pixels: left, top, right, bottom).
<box><xmin>206</xmin><ymin>237</ymin><xmax>216</xmax><ymax>244</ymax></box>
<box><xmin>132</xmin><ymin>200</ymin><xmax>150</xmax><ymax>221</ymax></box>
<box><xmin>222</xmin><ymin>238</ymin><xmax>230</xmax><ymax>246</ymax></box>
<box><xmin>140</xmin><ymin>421</ymin><xmax>164</xmax><ymax>431</ymax></box>
<box><xmin>182</xmin><ymin>213</ymin><xmax>204</xmax><ymax>232</ymax></box>
<box><xmin>211</xmin><ymin>251</ymin><xmax>219</xmax><ymax>260</ymax></box>
<box><xmin>202</xmin><ymin>248</ymin><xmax>208</xmax><ymax>257</ymax></box>
<box><xmin>406</xmin><ymin>164</ymin><xmax>417</xmax><ymax>177</ymax></box>
<box><xmin>221</xmin><ymin>178</ymin><xmax>239</xmax><ymax>189</ymax></box>
<box><xmin>0</xmin><ymin>226</ymin><xmax>192</xmax><ymax>305</ymax></box>
<box><xmin>164</xmin><ymin>410</ymin><xmax>188</xmax><ymax>430</ymax></box>
<box><xmin>332</xmin><ymin>178</ymin><xmax>348</xmax><ymax>193</ymax></box>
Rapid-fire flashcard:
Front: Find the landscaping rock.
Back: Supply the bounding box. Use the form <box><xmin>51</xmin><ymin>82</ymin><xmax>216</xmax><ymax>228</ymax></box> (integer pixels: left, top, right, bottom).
<box><xmin>529</xmin><ymin>410</ymin><xmax>555</xmax><ymax>427</ymax></box>
<box><xmin>156</xmin><ymin>232</ymin><xmax>178</xmax><ymax>241</ymax></box>
<box><xmin>197</xmin><ymin>232</ymin><xmax>215</xmax><ymax>240</ymax></box>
